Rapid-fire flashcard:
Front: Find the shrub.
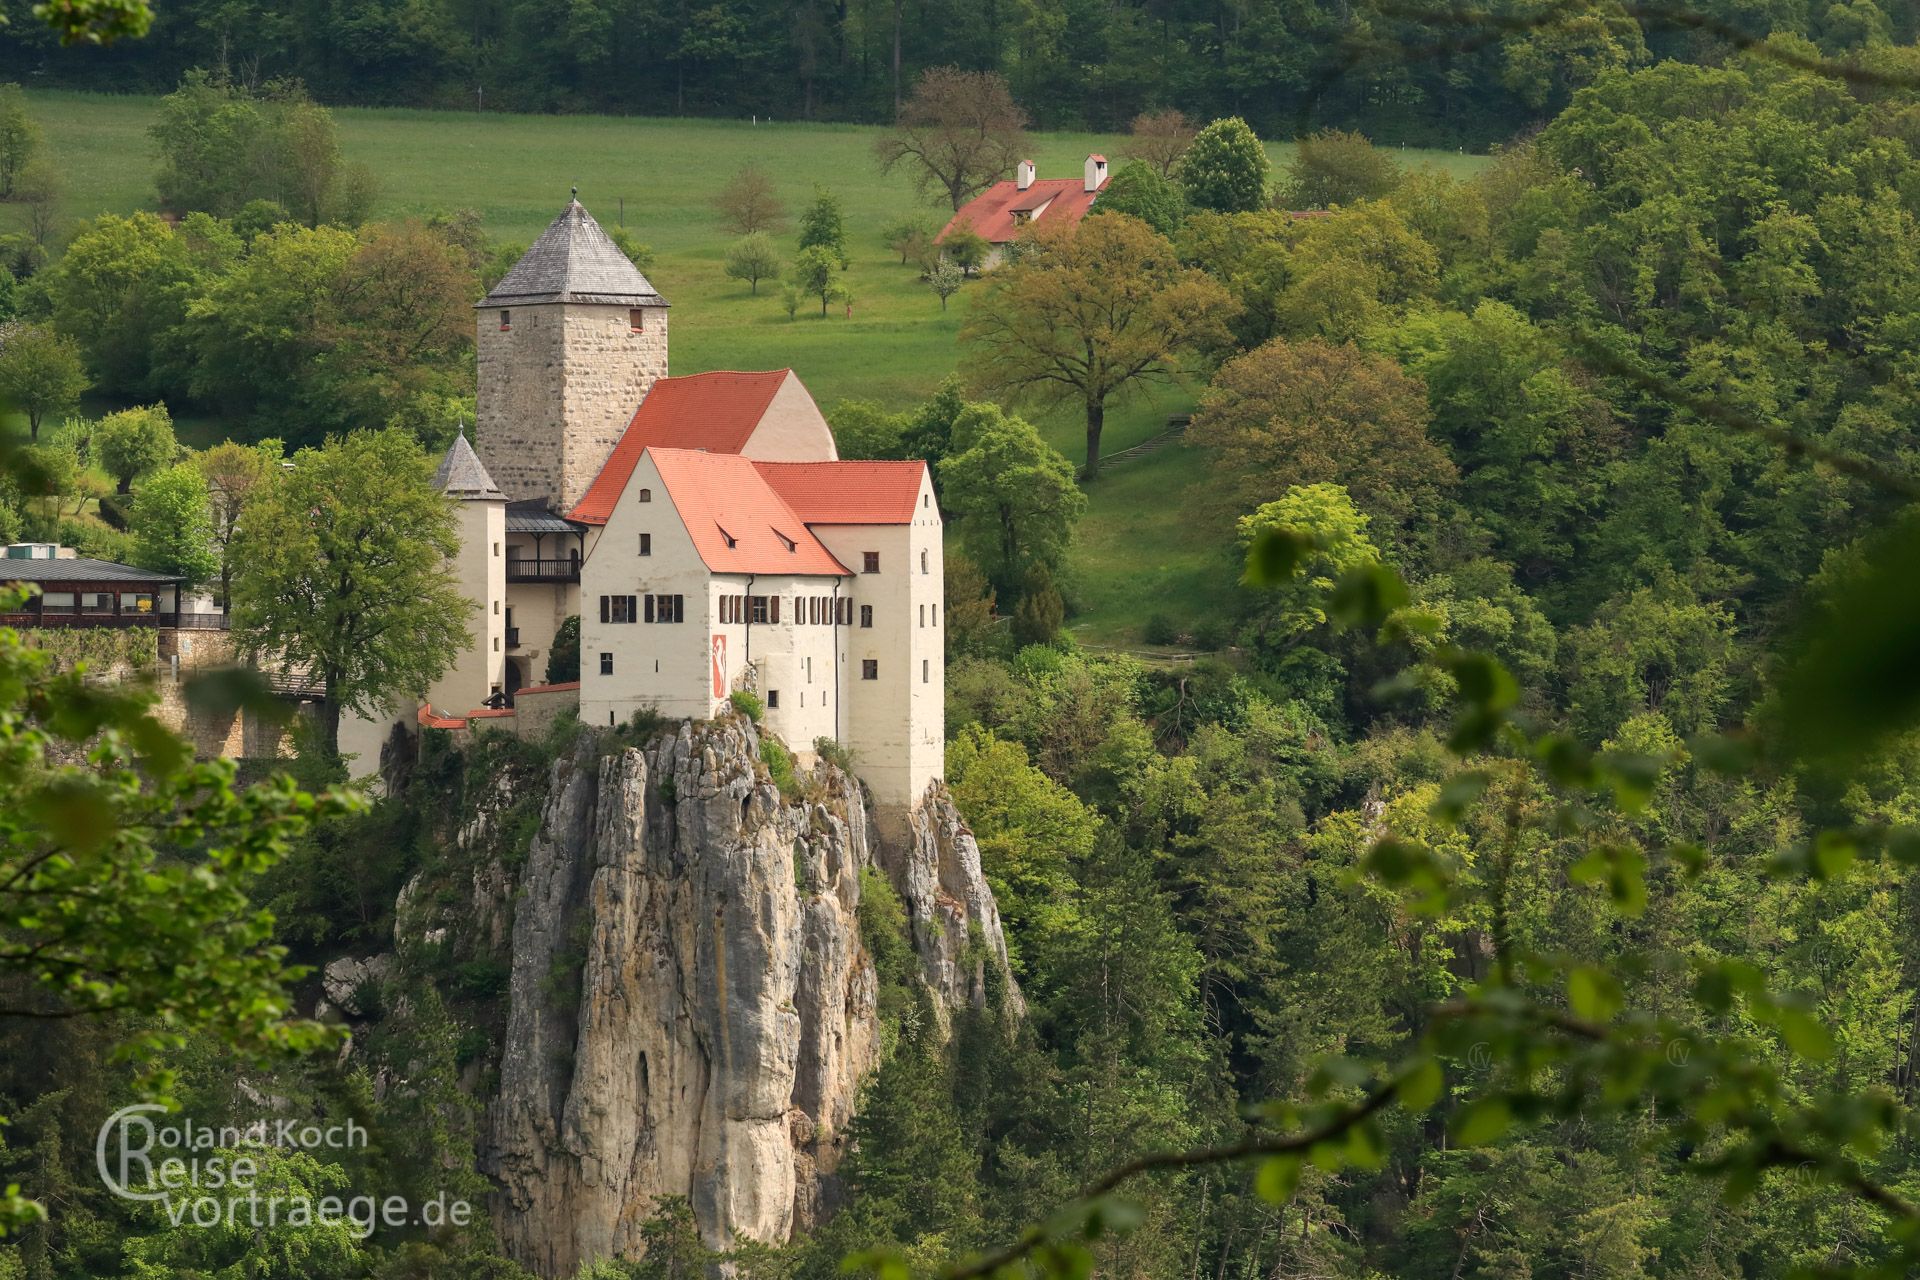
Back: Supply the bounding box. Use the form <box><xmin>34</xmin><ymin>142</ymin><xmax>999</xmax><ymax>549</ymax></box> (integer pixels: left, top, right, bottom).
<box><xmin>1011</xmin><ymin>564</ymin><xmax>1065</xmax><ymax>646</ymax></box>
<box><xmin>1142</xmin><ymin>613</ymin><xmax>1180</xmax><ymax>645</ymax></box>
<box><xmin>451</xmin><ymin>958</ymin><xmax>510</xmax><ymax>1000</ymax></box>
<box><xmin>760</xmin><ymin>735</ymin><xmax>799</xmax><ymax>799</ymax></box>
<box><xmin>814</xmin><ymin>736</ymin><xmax>856</xmax><ymax>773</ymax></box>
<box><xmin>730</xmin><ymin>689</ymin><xmax>764</xmax><ymax>721</ymax></box>
<box><xmin>1192</xmin><ymin>615</ymin><xmax>1233</xmax><ymax>651</ymax></box>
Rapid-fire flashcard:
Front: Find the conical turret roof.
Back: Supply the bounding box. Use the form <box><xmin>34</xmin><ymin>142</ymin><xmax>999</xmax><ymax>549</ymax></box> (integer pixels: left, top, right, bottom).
<box><xmin>479</xmin><ymin>198</ymin><xmax>668</xmax><ymax>308</ymax></box>
<box><xmin>434</xmin><ymin>428</ymin><xmax>506</xmax><ymax>500</ymax></box>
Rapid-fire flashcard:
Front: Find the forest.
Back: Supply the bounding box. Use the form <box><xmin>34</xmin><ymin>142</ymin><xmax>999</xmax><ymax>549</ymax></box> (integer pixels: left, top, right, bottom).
<box><xmin>5</xmin><ymin>3</ymin><xmax>1920</xmax><ymax>1278</ymax></box>
<box><xmin>0</xmin><ymin>0</ymin><xmax>1914</xmax><ymax>143</ymax></box>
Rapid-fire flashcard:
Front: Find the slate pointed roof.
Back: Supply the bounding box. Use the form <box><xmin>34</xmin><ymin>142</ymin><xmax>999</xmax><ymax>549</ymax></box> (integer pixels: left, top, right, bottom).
<box><xmin>434</xmin><ymin>428</ymin><xmax>506</xmax><ymax>500</ymax></box>
<box><xmin>479</xmin><ymin>199</ymin><xmax>668</xmax><ymax>308</ymax></box>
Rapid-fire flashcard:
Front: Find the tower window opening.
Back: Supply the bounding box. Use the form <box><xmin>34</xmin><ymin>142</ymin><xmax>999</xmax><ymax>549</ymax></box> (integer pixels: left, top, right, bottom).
<box><xmin>630</xmin><ymin>308</ymin><xmax>646</xmax><ymax>332</ymax></box>
<box><xmin>499</xmin><ymin>309</ymin><xmax>511</xmax><ymax>330</ymax></box>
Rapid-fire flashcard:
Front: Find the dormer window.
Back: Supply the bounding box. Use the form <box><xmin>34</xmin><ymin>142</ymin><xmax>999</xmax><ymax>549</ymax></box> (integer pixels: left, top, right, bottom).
<box><xmin>774</xmin><ymin>529</ymin><xmax>796</xmax><ymax>553</ymax></box>
<box><xmin>717</xmin><ymin>523</ymin><xmax>737</xmax><ymax>549</ymax></box>
<box><xmin>630</xmin><ymin>308</ymin><xmax>645</xmax><ymax>332</ymax></box>
<box><xmin>1011</xmin><ymin>209</ymin><xmax>1031</xmax><ymax>226</ymax></box>
<box><xmin>499</xmin><ymin>309</ymin><xmax>511</xmax><ymax>330</ymax></box>
<box><xmin>637</xmin><ymin>488</ymin><xmax>651</xmax><ymax>503</ymax></box>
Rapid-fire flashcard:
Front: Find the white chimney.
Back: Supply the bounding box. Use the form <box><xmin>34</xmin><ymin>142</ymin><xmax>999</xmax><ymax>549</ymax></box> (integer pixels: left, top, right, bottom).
<box><xmin>1084</xmin><ymin>153</ymin><xmax>1107</xmax><ymax>193</ymax></box>
<box><xmin>1016</xmin><ymin>159</ymin><xmax>1035</xmax><ymax>190</ymax></box>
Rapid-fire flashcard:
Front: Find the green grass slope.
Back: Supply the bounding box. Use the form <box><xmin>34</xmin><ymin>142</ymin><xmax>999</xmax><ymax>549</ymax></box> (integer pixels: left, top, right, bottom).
<box><xmin>10</xmin><ymin>90</ymin><xmax>1485</xmax><ymax>642</ymax></box>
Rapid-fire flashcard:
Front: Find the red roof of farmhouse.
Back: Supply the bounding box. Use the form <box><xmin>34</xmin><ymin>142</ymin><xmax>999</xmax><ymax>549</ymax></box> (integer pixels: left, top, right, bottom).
<box><xmin>569</xmin><ymin>370</ymin><xmax>792</xmax><ymax>524</ymax></box>
<box><xmin>939</xmin><ymin>177</ymin><xmax>1104</xmax><ymax>245</ymax></box>
<box><xmin>648</xmin><ymin>449</ymin><xmax>851</xmax><ymax>576</ymax></box>
<box><xmin>754</xmin><ymin>460</ymin><xmax>928</xmax><ymax>525</ymax></box>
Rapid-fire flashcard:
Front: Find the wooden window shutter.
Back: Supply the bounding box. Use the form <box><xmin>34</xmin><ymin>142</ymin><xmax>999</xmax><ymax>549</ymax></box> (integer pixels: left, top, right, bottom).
<box><xmin>599</xmin><ymin>595</ymin><xmax>609</xmax><ymax>623</ymax></box>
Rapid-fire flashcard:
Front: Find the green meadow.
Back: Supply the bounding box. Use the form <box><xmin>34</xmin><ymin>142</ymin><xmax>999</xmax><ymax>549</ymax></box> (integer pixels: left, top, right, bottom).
<box><xmin>13</xmin><ymin>90</ymin><xmax>1485</xmax><ymax>642</ymax></box>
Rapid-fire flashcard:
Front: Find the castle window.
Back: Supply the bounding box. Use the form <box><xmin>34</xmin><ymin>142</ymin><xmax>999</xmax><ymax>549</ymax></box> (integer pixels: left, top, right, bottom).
<box><xmin>599</xmin><ymin>653</ymin><xmax>613</xmax><ymax>675</ymax></box>
<box><xmin>933</xmin><ymin>604</ymin><xmax>939</xmax><ymax>626</ymax></box>
<box><xmin>767</xmin><ymin>690</ymin><xmax>780</xmax><ymax>708</ymax></box>
<box><xmin>919</xmin><ymin>604</ymin><xmax>925</xmax><ymax>626</ymax></box>
<box><xmin>499</xmin><ymin>310</ymin><xmax>511</xmax><ymax>330</ymax></box>
<box><xmin>923</xmin><ymin>493</ymin><xmax>929</xmax><ymax>508</ymax></box>
<box><xmin>749</xmin><ymin>596</ymin><xmax>769</xmax><ymax>625</ymax></box>
<box><xmin>602</xmin><ymin>594</ymin><xmax>638</xmax><ymax>624</ymax></box>
<box><xmin>639</xmin><ymin>533</ymin><xmax>651</xmax><ymax>556</ymax></box>
<box><xmin>862</xmin><ymin>660</ymin><xmax>878</xmax><ymax>680</ymax></box>
<box><xmin>637</xmin><ymin>488</ymin><xmax>652</xmax><ymax>503</ymax></box>
<box><xmin>630</xmin><ymin>308</ymin><xmax>646</xmax><ymax>332</ymax></box>
<box><xmin>920</xmin><ymin>549</ymin><xmax>928</xmax><ymax>574</ymax></box>
<box><xmin>923</xmin><ymin>659</ymin><xmax>929</xmax><ymax>683</ymax></box>
<box><xmin>649</xmin><ymin>594</ymin><xmax>684</xmax><ymax>623</ymax></box>
<box><xmin>859</xmin><ymin>605</ymin><xmax>873</xmax><ymax>629</ymax></box>
<box><xmin>863</xmin><ymin>552</ymin><xmax>880</xmax><ymax>574</ymax></box>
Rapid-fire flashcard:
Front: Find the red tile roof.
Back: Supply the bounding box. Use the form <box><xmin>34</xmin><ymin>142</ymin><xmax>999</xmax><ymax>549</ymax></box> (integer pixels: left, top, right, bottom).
<box><xmin>569</xmin><ymin>370</ymin><xmax>793</xmax><ymax>525</ymax></box>
<box><xmin>419</xmin><ymin>705</ymin><xmax>467</xmax><ymax>730</ymax></box>
<box><xmin>755</xmin><ymin>460</ymin><xmax>928</xmax><ymax>525</ymax></box>
<box><xmin>939</xmin><ymin>176</ymin><xmax>1105</xmax><ymax>245</ymax></box>
<box><xmin>649</xmin><ymin>449</ymin><xmax>851</xmax><ymax>576</ymax></box>
<box><xmin>468</xmin><ymin>707</ymin><xmax>516</xmax><ymax>719</ymax></box>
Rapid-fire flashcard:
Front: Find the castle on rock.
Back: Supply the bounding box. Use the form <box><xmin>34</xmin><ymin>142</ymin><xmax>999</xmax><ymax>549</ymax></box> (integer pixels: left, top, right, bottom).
<box><xmin>418</xmin><ymin>198</ymin><xmax>944</xmax><ymax>811</ymax></box>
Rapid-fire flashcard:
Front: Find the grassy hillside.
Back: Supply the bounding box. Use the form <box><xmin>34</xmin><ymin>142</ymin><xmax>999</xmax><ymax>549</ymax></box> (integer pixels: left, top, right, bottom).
<box><xmin>10</xmin><ymin>90</ymin><xmax>1486</xmax><ymax>642</ymax></box>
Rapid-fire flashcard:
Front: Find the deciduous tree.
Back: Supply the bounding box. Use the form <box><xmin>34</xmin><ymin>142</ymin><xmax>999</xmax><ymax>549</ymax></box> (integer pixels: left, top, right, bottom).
<box><xmin>723</xmin><ymin>231</ymin><xmax>781</xmax><ymax>294</ymax></box>
<box><xmin>925</xmin><ymin>256</ymin><xmax>963</xmax><ymax>309</ymax></box>
<box><xmin>1180</xmin><ymin>117</ymin><xmax>1269</xmax><ymax>214</ymax></box>
<box><xmin>961</xmin><ymin>214</ymin><xmax>1235</xmax><ymax>479</ymax></box>
<box><xmin>0</xmin><ymin>322</ymin><xmax>87</xmax><ymax>440</ymax></box>
<box><xmin>1090</xmin><ymin>161</ymin><xmax>1186</xmax><ymax>237</ymax></box>
<box><xmin>229</xmin><ymin>428</ymin><xmax>466</xmax><ymax>759</ymax></box>
<box><xmin>797</xmin><ymin>185</ymin><xmax>850</xmax><ymax>268</ymax></box>
<box><xmin>90</xmin><ymin>403</ymin><xmax>178</xmax><ymax>495</ymax></box>
<box><xmin>129</xmin><ymin>460</ymin><xmax>218</xmax><ymax>588</ymax></box>
<box><xmin>1123</xmin><ymin>109</ymin><xmax>1196</xmax><ymax>179</ymax></box>
<box><xmin>713</xmin><ymin>163</ymin><xmax>786</xmax><ymax>235</ymax></box>
<box><xmin>1282</xmin><ymin>128</ymin><xmax>1403</xmax><ymax>209</ymax></box>
<box><xmin>1188</xmin><ymin>337</ymin><xmax>1454</xmax><ymax>546</ymax></box>
<box><xmin>938</xmin><ymin>402</ymin><xmax>1085</xmax><ymax>598</ymax></box>
<box><xmin>791</xmin><ymin>244</ymin><xmax>843</xmax><ymax>316</ymax></box>
<box><xmin>196</xmin><ymin>438</ymin><xmax>277</xmax><ymax>608</ymax></box>
<box><xmin>0</xmin><ymin>84</ymin><xmax>43</xmax><ymax>200</ymax></box>
<box><xmin>875</xmin><ymin>67</ymin><xmax>1027</xmax><ymax>211</ymax></box>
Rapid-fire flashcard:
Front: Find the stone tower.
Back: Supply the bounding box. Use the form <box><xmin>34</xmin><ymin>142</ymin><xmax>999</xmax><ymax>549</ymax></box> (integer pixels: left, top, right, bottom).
<box><xmin>475</xmin><ymin>198</ymin><xmax>670</xmax><ymax>513</ymax></box>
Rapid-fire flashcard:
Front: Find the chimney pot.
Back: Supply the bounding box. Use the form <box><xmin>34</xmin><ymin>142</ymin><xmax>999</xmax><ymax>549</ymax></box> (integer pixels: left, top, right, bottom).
<box><xmin>1016</xmin><ymin>159</ymin><xmax>1035</xmax><ymax>191</ymax></box>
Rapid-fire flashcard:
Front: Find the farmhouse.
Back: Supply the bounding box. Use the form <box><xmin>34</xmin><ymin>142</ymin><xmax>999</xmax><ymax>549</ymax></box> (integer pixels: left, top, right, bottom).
<box><xmin>937</xmin><ymin>154</ymin><xmax>1111</xmax><ymax>268</ymax></box>
<box><xmin>417</xmin><ymin>198</ymin><xmax>945</xmax><ymax>811</ymax></box>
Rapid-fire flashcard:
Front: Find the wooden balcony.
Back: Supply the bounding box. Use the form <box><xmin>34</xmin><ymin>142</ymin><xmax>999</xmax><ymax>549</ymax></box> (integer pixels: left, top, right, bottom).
<box><xmin>506</xmin><ymin>558</ymin><xmax>580</xmax><ymax>584</ymax></box>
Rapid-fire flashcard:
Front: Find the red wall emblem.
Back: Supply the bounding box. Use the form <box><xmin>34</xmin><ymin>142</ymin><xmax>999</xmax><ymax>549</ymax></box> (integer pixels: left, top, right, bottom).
<box><xmin>711</xmin><ymin>634</ymin><xmax>727</xmax><ymax>699</ymax></box>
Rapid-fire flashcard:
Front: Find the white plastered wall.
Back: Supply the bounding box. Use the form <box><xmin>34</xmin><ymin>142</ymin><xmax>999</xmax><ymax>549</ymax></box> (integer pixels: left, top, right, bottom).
<box><xmin>809</xmin><ymin>468</ymin><xmax>945</xmax><ymax>810</ymax></box>
<box><xmin>427</xmin><ymin>498</ymin><xmax>506</xmax><ymax>717</ymax></box>
<box><xmin>579</xmin><ymin>452</ymin><xmax>718</xmax><ymax>728</ymax></box>
<box><xmin>739</xmin><ymin>372</ymin><xmax>839</xmax><ymax>461</ymax></box>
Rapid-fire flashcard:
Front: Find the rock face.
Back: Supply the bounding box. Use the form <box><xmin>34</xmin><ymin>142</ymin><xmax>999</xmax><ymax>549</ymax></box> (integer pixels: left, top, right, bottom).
<box><xmin>481</xmin><ymin>718</ymin><xmax>1012</xmax><ymax>1278</ymax></box>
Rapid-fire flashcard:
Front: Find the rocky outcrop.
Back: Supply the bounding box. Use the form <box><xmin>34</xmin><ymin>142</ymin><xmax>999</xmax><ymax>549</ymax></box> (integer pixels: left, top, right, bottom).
<box><xmin>481</xmin><ymin>718</ymin><xmax>1012</xmax><ymax>1278</ymax></box>
<box><xmin>891</xmin><ymin>781</ymin><xmax>1024</xmax><ymax>1023</ymax></box>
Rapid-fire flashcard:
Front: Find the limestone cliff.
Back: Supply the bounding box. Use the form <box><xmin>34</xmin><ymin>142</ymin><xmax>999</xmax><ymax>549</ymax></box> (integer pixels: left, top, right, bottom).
<box><xmin>447</xmin><ymin>717</ymin><xmax>1013</xmax><ymax>1278</ymax></box>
